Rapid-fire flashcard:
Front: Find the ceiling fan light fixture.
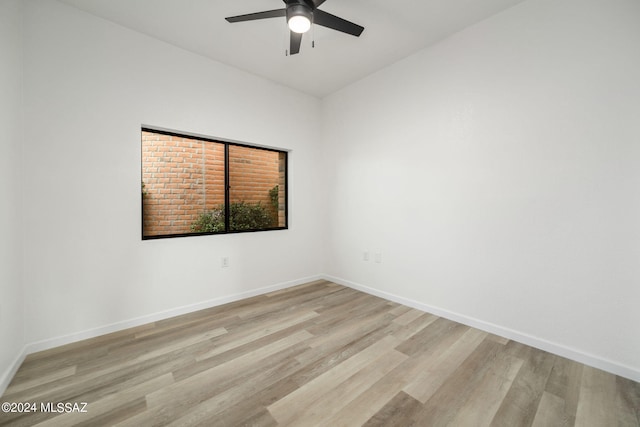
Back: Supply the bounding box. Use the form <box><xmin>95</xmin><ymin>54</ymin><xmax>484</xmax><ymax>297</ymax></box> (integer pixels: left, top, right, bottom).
<box><xmin>287</xmin><ymin>4</ymin><xmax>312</xmax><ymax>33</ymax></box>
<box><xmin>288</xmin><ymin>15</ymin><xmax>311</xmax><ymax>33</ymax></box>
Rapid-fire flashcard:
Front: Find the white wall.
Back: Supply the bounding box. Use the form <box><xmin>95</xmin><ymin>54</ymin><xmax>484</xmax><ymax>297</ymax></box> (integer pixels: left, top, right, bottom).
<box><xmin>21</xmin><ymin>0</ymin><xmax>323</xmax><ymax>346</ymax></box>
<box><xmin>322</xmin><ymin>0</ymin><xmax>640</xmax><ymax>380</ymax></box>
<box><xmin>0</xmin><ymin>0</ymin><xmax>26</xmax><ymax>392</ymax></box>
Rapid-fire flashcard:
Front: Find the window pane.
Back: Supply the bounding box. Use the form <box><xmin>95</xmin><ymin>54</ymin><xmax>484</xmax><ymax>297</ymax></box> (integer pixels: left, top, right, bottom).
<box><xmin>142</xmin><ymin>131</ymin><xmax>225</xmax><ymax>237</ymax></box>
<box><xmin>141</xmin><ymin>128</ymin><xmax>287</xmax><ymax>239</ymax></box>
<box><xmin>228</xmin><ymin>145</ymin><xmax>286</xmax><ymax>231</ymax></box>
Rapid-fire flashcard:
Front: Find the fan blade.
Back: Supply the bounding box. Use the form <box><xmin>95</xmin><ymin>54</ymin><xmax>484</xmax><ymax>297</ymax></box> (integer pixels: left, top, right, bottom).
<box><xmin>311</xmin><ymin>0</ymin><xmax>327</xmax><ymax>7</ymax></box>
<box><xmin>290</xmin><ymin>31</ymin><xmax>302</xmax><ymax>55</ymax></box>
<box><xmin>313</xmin><ymin>9</ymin><xmax>364</xmax><ymax>37</ymax></box>
<box><xmin>225</xmin><ymin>9</ymin><xmax>285</xmax><ymax>23</ymax></box>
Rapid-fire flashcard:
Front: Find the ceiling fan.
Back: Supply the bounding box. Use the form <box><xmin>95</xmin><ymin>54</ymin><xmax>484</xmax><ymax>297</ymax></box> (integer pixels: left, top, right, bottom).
<box><xmin>225</xmin><ymin>0</ymin><xmax>364</xmax><ymax>55</ymax></box>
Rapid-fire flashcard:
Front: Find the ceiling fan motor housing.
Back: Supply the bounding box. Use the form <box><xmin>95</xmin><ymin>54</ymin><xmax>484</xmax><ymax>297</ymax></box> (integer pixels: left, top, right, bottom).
<box><xmin>287</xmin><ymin>3</ymin><xmax>313</xmax><ymax>24</ymax></box>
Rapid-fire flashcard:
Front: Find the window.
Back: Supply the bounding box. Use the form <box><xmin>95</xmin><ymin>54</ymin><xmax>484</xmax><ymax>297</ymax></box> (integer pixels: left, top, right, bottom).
<box><xmin>141</xmin><ymin>128</ymin><xmax>287</xmax><ymax>239</ymax></box>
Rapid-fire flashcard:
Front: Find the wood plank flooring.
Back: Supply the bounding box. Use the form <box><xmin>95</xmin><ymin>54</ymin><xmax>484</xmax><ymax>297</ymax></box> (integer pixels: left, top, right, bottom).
<box><xmin>1</xmin><ymin>280</ymin><xmax>638</xmax><ymax>426</ymax></box>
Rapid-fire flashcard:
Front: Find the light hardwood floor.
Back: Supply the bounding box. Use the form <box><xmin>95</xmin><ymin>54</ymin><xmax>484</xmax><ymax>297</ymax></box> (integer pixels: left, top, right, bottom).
<box><xmin>1</xmin><ymin>280</ymin><xmax>638</xmax><ymax>426</ymax></box>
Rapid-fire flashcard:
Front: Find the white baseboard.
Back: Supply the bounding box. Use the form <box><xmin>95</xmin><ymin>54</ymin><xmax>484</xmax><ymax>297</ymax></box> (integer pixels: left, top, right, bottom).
<box><xmin>3</xmin><ymin>273</ymin><xmax>638</xmax><ymax>395</ymax></box>
<box><xmin>1</xmin><ymin>275</ymin><xmax>321</xmax><ymax>395</ymax></box>
<box><xmin>24</xmin><ymin>275</ymin><xmax>322</xmax><ymax>357</ymax></box>
<box><xmin>0</xmin><ymin>346</ymin><xmax>28</xmax><ymax>397</ymax></box>
<box><xmin>323</xmin><ymin>274</ymin><xmax>640</xmax><ymax>383</ymax></box>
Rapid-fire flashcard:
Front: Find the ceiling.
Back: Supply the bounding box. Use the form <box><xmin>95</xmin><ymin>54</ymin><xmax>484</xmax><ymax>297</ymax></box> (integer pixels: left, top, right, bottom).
<box><xmin>58</xmin><ymin>0</ymin><xmax>527</xmax><ymax>98</ymax></box>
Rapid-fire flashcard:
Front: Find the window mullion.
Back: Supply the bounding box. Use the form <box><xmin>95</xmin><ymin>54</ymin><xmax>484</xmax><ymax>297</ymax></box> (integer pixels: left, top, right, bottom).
<box><xmin>224</xmin><ymin>143</ymin><xmax>230</xmax><ymax>233</ymax></box>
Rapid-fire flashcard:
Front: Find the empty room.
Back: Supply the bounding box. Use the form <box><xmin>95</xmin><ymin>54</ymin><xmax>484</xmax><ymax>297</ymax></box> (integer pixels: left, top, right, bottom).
<box><xmin>1</xmin><ymin>0</ymin><xmax>639</xmax><ymax>425</ymax></box>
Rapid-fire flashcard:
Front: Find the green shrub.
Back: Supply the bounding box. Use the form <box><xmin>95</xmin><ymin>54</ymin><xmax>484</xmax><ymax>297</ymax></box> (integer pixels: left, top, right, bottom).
<box><xmin>191</xmin><ymin>201</ymin><xmax>274</xmax><ymax>233</ymax></box>
<box><xmin>269</xmin><ymin>185</ymin><xmax>279</xmax><ymax>211</ymax></box>
<box><xmin>190</xmin><ymin>207</ymin><xmax>225</xmax><ymax>233</ymax></box>
<box><xmin>269</xmin><ymin>185</ymin><xmax>279</xmax><ymax>227</ymax></box>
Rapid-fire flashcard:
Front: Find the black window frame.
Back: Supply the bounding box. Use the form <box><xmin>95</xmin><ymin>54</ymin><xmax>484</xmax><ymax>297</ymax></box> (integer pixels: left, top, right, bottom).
<box><xmin>141</xmin><ymin>127</ymin><xmax>288</xmax><ymax>240</ymax></box>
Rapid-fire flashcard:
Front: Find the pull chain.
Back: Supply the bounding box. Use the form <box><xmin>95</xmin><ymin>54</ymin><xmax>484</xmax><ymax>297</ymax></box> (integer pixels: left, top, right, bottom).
<box><xmin>285</xmin><ymin>23</ymin><xmax>289</xmax><ymax>56</ymax></box>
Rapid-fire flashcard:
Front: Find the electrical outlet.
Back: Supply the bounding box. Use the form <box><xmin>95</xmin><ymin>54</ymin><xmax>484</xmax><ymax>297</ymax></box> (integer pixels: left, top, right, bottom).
<box><xmin>221</xmin><ymin>257</ymin><xmax>229</xmax><ymax>268</ymax></box>
<box><xmin>374</xmin><ymin>252</ymin><xmax>382</xmax><ymax>264</ymax></box>
<box><xmin>363</xmin><ymin>251</ymin><xmax>370</xmax><ymax>261</ymax></box>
